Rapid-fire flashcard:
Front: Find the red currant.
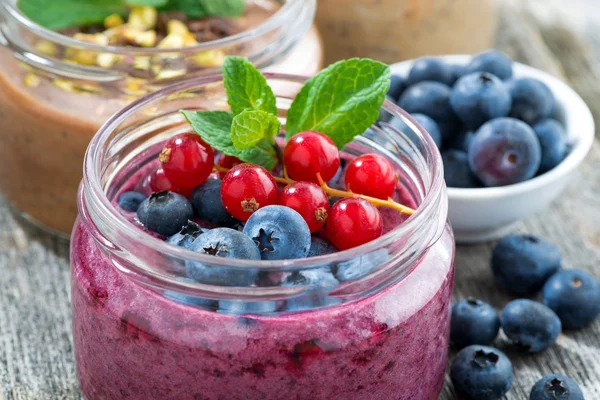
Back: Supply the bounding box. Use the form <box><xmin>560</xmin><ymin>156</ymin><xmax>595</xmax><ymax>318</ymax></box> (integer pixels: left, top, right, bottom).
<box><xmin>217</xmin><ymin>153</ymin><xmax>243</xmax><ymax>169</ymax></box>
<box><xmin>221</xmin><ymin>164</ymin><xmax>278</xmax><ymax>221</ymax></box>
<box><xmin>278</xmin><ymin>182</ymin><xmax>330</xmax><ymax>233</ymax></box>
<box><xmin>283</xmin><ymin>131</ymin><xmax>340</xmax><ymax>183</ymax></box>
<box><xmin>345</xmin><ymin>154</ymin><xmax>397</xmax><ymax>199</ymax></box>
<box><xmin>159</xmin><ymin>133</ymin><xmax>214</xmax><ymax>190</ymax></box>
<box><xmin>326</xmin><ymin>197</ymin><xmax>383</xmax><ymax>250</ymax></box>
<box><xmin>149</xmin><ymin>168</ymin><xmax>173</xmax><ymax>192</ymax></box>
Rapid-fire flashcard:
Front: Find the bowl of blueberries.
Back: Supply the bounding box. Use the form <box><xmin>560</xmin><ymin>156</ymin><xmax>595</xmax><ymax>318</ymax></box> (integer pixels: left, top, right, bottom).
<box><xmin>383</xmin><ymin>50</ymin><xmax>595</xmax><ymax>243</ymax></box>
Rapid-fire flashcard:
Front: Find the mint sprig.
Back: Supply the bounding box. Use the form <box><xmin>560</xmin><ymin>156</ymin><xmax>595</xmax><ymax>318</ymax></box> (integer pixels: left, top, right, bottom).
<box><xmin>223</xmin><ymin>56</ymin><xmax>278</xmax><ymax>116</ymax></box>
<box><xmin>231</xmin><ymin>110</ymin><xmax>280</xmax><ymax>150</ymax></box>
<box><xmin>286</xmin><ymin>58</ymin><xmax>391</xmax><ymax>149</ymax></box>
<box><xmin>18</xmin><ymin>0</ymin><xmax>246</xmax><ymax>30</ymax></box>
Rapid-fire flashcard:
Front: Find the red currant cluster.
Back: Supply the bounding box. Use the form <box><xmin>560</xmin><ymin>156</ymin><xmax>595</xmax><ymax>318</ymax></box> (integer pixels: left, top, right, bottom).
<box><xmin>154</xmin><ymin>131</ymin><xmax>404</xmax><ymax>251</ymax></box>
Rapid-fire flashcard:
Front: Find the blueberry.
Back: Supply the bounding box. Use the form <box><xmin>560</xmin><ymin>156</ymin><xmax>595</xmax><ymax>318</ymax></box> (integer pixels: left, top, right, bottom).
<box><xmin>465</xmin><ymin>50</ymin><xmax>513</xmax><ymax>80</ymax></box>
<box><xmin>406</xmin><ymin>57</ymin><xmax>454</xmax><ymax>86</ymax></box>
<box><xmin>451</xmin><ymin>298</ymin><xmax>500</xmax><ymax>349</ymax></box>
<box><xmin>137</xmin><ymin>191</ymin><xmax>194</xmax><ymax>236</ymax></box>
<box><xmin>469</xmin><ymin>118</ymin><xmax>541</xmax><ymax>186</ymax></box>
<box><xmin>190</xmin><ymin>179</ymin><xmax>237</xmax><ymax>227</ymax></box>
<box><xmin>542</xmin><ymin>269</ymin><xmax>600</xmax><ymax>329</ymax></box>
<box><xmin>501</xmin><ymin>299</ymin><xmax>562</xmax><ymax>352</ymax></box>
<box><xmin>164</xmin><ymin>277</ymin><xmax>217</xmax><ymax>309</ymax></box>
<box><xmin>507</xmin><ymin>78</ymin><xmax>554</xmax><ymax>124</ymax></box>
<box><xmin>387</xmin><ymin>74</ymin><xmax>406</xmax><ymax>102</ymax></box>
<box><xmin>243</xmin><ymin>205</ymin><xmax>311</xmax><ymax>260</ymax></box>
<box><xmin>442</xmin><ymin>150</ymin><xmax>480</xmax><ymax>188</ymax></box>
<box><xmin>491</xmin><ymin>234</ymin><xmax>562</xmax><ymax>295</ymax></box>
<box><xmin>450</xmin><ymin>72</ymin><xmax>512</xmax><ymax>129</ymax></box>
<box><xmin>186</xmin><ymin>228</ymin><xmax>260</xmax><ymax>286</ymax></box>
<box><xmin>308</xmin><ymin>237</ymin><xmax>337</xmax><ymax>257</ymax></box>
<box><xmin>167</xmin><ymin>220</ymin><xmax>206</xmax><ymax>249</ymax></box>
<box><xmin>218</xmin><ymin>300</ymin><xmax>279</xmax><ymax>315</ymax></box>
<box><xmin>334</xmin><ymin>249</ymin><xmax>389</xmax><ymax>282</ymax></box>
<box><xmin>398</xmin><ymin>81</ymin><xmax>459</xmax><ymax>139</ymax></box>
<box><xmin>450</xmin><ymin>345</ymin><xmax>513</xmax><ymax>400</ymax></box>
<box><xmin>117</xmin><ymin>191</ymin><xmax>146</xmax><ymax>212</ymax></box>
<box><xmin>282</xmin><ymin>267</ymin><xmax>341</xmax><ymax>312</ymax></box>
<box><xmin>530</xmin><ymin>374</ymin><xmax>584</xmax><ymax>400</ymax></box>
<box><xmin>446</xmin><ymin>130</ymin><xmax>476</xmax><ymax>153</ymax></box>
<box><xmin>378</xmin><ymin>95</ymin><xmax>396</xmax><ymax>122</ymax></box>
<box><xmin>450</xmin><ymin>63</ymin><xmax>468</xmax><ymax>84</ymax></box>
<box><xmin>390</xmin><ymin>113</ymin><xmax>442</xmax><ymax>149</ymax></box>
<box><xmin>532</xmin><ymin>119</ymin><xmax>568</xmax><ymax>174</ymax></box>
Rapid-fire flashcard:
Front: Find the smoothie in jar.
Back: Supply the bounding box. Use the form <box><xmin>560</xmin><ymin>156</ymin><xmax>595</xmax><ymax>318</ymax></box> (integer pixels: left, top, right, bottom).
<box><xmin>0</xmin><ymin>0</ymin><xmax>322</xmax><ymax>235</ymax></box>
<box><xmin>71</xmin><ymin>60</ymin><xmax>454</xmax><ymax>399</ymax></box>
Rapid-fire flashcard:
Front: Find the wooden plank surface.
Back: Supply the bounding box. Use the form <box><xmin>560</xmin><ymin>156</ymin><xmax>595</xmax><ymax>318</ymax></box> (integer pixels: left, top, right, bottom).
<box><xmin>1</xmin><ymin>2</ymin><xmax>600</xmax><ymax>399</ymax></box>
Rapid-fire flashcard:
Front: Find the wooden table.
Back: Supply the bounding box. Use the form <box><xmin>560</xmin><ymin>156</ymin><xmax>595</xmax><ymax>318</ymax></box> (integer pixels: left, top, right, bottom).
<box><xmin>1</xmin><ymin>2</ymin><xmax>600</xmax><ymax>399</ymax></box>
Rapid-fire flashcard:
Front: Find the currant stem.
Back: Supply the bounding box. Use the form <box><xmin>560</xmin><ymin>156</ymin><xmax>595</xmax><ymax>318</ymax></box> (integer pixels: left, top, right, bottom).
<box><xmin>213</xmin><ymin>165</ymin><xmax>415</xmax><ymax>215</ymax></box>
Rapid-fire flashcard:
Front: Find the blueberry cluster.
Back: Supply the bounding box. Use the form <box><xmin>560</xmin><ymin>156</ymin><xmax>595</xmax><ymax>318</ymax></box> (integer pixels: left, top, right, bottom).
<box><xmin>449</xmin><ymin>234</ymin><xmax>598</xmax><ymax>399</ymax></box>
<box><xmin>385</xmin><ymin>50</ymin><xmax>569</xmax><ymax>188</ymax></box>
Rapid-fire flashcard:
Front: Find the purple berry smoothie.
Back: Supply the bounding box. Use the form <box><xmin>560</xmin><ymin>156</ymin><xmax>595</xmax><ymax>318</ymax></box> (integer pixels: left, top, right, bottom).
<box><xmin>71</xmin><ymin>158</ymin><xmax>454</xmax><ymax>400</ymax></box>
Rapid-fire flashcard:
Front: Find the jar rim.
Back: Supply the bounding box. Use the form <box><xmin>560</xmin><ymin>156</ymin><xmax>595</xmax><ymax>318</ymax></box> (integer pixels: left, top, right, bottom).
<box><xmin>2</xmin><ymin>0</ymin><xmax>309</xmax><ymax>55</ymax></box>
<box><xmin>82</xmin><ymin>72</ymin><xmax>446</xmax><ymax>274</ymax></box>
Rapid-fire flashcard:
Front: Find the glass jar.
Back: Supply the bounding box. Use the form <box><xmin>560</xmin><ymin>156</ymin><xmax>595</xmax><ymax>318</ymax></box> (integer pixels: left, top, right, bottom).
<box><xmin>71</xmin><ymin>73</ymin><xmax>454</xmax><ymax>400</ymax></box>
<box><xmin>316</xmin><ymin>0</ymin><xmax>497</xmax><ymax>64</ymax></box>
<box><xmin>0</xmin><ymin>0</ymin><xmax>322</xmax><ymax>237</ymax></box>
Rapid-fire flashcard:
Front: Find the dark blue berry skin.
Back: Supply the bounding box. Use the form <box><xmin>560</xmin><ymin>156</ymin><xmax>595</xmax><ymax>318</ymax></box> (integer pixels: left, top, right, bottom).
<box><xmin>243</xmin><ymin>205</ymin><xmax>311</xmax><ymax>260</ymax></box>
<box><xmin>450</xmin><ymin>345</ymin><xmax>513</xmax><ymax>400</ymax></box>
<box><xmin>542</xmin><ymin>269</ymin><xmax>600</xmax><ymax>330</ymax></box>
<box><xmin>491</xmin><ymin>234</ymin><xmax>562</xmax><ymax>295</ymax></box>
<box><xmin>450</xmin><ymin>63</ymin><xmax>468</xmax><ymax>84</ymax></box>
<box><xmin>167</xmin><ymin>220</ymin><xmax>206</xmax><ymax>249</ymax></box>
<box><xmin>442</xmin><ymin>150</ymin><xmax>481</xmax><ymax>188</ymax></box>
<box><xmin>507</xmin><ymin>78</ymin><xmax>554</xmax><ymax>124</ymax></box>
<box><xmin>446</xmin><ymin>130</ymin><xmax>476</xmax><ymax>153</ymax></box>
<box><xmin>451</xmin><ymin>298</ymin><xmax>501</xmax><ymax>349</ymax></box>
<box><xmin>390</xmin><ymin>113</ymin><xmax>442</xmax><ymax>149</ymax></box>
<box><xmin>164</xmin><ymin>277</ymin><xmax>217</xmax><ymax>309</ymax></box>
<box><xmin>334</xmin><ymin>249</ymin><xmax>389</xmax><ymax>282</ymax></box>
<box><xmin>532</xmin><ymin>119</ymin><xmax>568</xmax><ymax>174</ymax></box>
<box><xmin>387</xmin><ymin>74</ymin><xmax>406</xmax><ymax>102</ymax></box>
<box><xmin>137</xmin><ymin>191</ymin><xmax>194</xmax><ymax>236</ymax></box>
<box><xmin>469</xmin><ymin>118</ymin><xmax>541</xmax><ymax>186</ymax></box>
<box><xmin>465</xmin><ymin>50</ymin><xmax>514</xmax><ymax>80</ymax></box>
<box><xmin>190</xmin><ymin>179</ymin><xmax>237</xmax><ymax>227</ymax></box>
<box><xmin>398</xmin><ymin>81</ymin><xmax>459</xmax><ymax>139</ymax></box>
<box><xmin>530</xmin><ymin>374</ymin><xmax>584</xmax><ymax>400</ymax></box>
<box><xmin>501</xmin><ymin>299</ymin><xmax>562</xmax><ymax>352</ymax></box>
<box><xmin>406</xmin><ymin>57</ymin><xmax>454</xmax><ymax>86</ymax></box>
<box><xmin>118</xmin><ymin>191</ymin><xmax>146</xmax><ymax>212</ymax></box>
<box><xmin>186</xmin><ymin>228</ymin><xmax>260</xmax><ymax>286</ymax></box>
<box><xmin>308</xmin><ymin>237</ymin><xmax>337</xmax><ymax>257</ymax></box>
<box><xmin>450</xmin><ymin>72</ymin><xmax>512</xmax><ymax>129</ymax></box>
<box><xmin>282</xmin><ymin>266</ymin><xmax>341</xmax><ymax>312</ymax></box>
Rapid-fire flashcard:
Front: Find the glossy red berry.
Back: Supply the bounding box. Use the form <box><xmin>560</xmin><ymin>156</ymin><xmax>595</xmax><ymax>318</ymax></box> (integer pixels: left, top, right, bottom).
<box><xmin>217</xmin><ymin>153</ymin><xmax>244</xmax><ymax>169</ymax></box>
<box><xmin>159</xmin><ymin>133</ymin><xmax>214</xmax><ymax>190</ymax></box>
<box><xmin>278</xmin><ymin>182</ymin><xmax>330</xmax><ymax>233</ymax></box>
<box><xmin>345</xmin><ymin>154</ymin><xmax>397</xmax><ymax>199</ymax></box>
<box><xmin>326</xmin><ymin>197</ymin><xmax>383</xmax><ymax>250</ymax></box>
<box><xmin>149</xmin><ymin>168</ymin><xmax>172</xmax><ymax>192</ymax></box>
<box><xmin>283</xmin><ymin>131</ymin><xmax>340</xmax><ymax>183</ymax></box>
<box><xmin>221</xmin><ymin>164</ymin><xmax>278</xmax><ymax>221</ymax></box>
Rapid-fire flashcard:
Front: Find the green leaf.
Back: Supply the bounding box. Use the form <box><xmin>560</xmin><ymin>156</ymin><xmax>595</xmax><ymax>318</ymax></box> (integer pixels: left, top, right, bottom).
<box><xmin>18</xmin><ymin>0</ymin><xmax>126</xmax><ymax>30</ymax></box>
<box><xmin>200</xmin><ymin>0</ymin><xmax>245</xmax><ymax>17</ymax></box>
<box><xmin>231</xmin><ymin>110</ymin><xmax>280</xmax><ymax>150</ymax></box>
<box><xmin>181</xmin><ymin>110</ymin><xmax>277</xmax><ymax>170</ymax></box>
<box><xmin>222</xmin><ymin>56</ymin><xmax>278</xmax><ymax>116</ymax></box>
<box><xmin>285</xmin><ymin>58</ymin><xmax>391</xmax><ymax>149</ymax></box>
<box><xmin>126</xmin><ymin>0</ymin><xmax>168</xmax><ymax>7</ymax></box>
<box><xmin>159</xmin><ymin>0</ymin><xmax>207</xmax><ymax>18</ymax></box>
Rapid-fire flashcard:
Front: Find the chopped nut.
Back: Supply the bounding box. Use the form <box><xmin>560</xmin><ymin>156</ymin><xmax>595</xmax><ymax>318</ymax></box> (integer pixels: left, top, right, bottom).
<box><xmin>183</xmin><ymin>32</ymin><xmax>198</xmax><ymax>47</ymax></box>
<box><xmin>72</xmin><ymin>50</ymin><xmax>98</xmax><ymax>66</ymax></box>
<box><xmin>24</xmin><ymin>73</ymin><xmax>41</xmax><ymax>88</ymax></box>
<box><xmin>96</xmin><ymin>53</ymin><xmax>118</xmax><ymax>68</ymax></box>
<box><xmin>167</xmin><ymin>20</ymin><xmax>189</xmax><ymax>36</ymax></box>
<box><xmin>73</xmin><ymin>33</ymin><xmax>109</xmax><ymax>46</ymax></box>
<box><xmin>34</xmin><ymin>41</ymin><xmax>58</xmax><ymax>56</ymax></box>
<box><xmin>156</xmin><ymin>68</ymin><xmax>187</xmax><ymax>80</ymax></box>
<box><xmin>104</xmin><ymin>14</ymin><xmax>125</xmax><ymax>29</ymax></box>
<box><xmin>128</xmin><ymin>6</ymin><xmax>158</xmax><ymax>30</ymax></box>
<box><xmin>125</xmin><ymin>79</ymin><xmax>148</xmax><ymax>96</ymax></box>
<box><xmin>52</xmin><ymin>79</ymin><xmax>75</xmax><ymax>93</ymax></box>
<box><xmin>134</xmin><ymin>30</ymin><xmax>157</xmax><ymax>47</ymax></box>
<box><xmin>193</xmin><ymin>50</ymin><xmax>226</xmax><ymax>67</ymax></box>
<box><xmin>157</xmin><ymin>33</ymin><xmax>185</xmax><ymax>49</ymax></box>
<box><xmin>133</xmin><ymin>56</ymin><xmax>151</xmax><ymax>71</ymax></box>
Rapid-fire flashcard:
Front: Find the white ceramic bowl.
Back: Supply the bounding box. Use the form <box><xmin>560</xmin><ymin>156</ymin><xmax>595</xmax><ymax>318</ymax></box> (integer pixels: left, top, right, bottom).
<box><xmin>391</xmin><ymin>55</ymin><xmax>595</xmax><ymax>243</ymax></box>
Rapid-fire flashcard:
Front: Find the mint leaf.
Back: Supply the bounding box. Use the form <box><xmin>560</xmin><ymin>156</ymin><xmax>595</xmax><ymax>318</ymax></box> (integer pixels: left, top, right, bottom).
<box><xmin>127</xmin><ymin>0</ymin><xmax>168</xmax><ymax>6</ymax></box>
<box><xmin>222</xmin><ymin>56</ymin><xmax>278</xmax><ymax>116</ymax></box>
<box><xmin>200</xmin><ymin>0</ymin><xmax>245</xmax><ymax>17</ymax></box>
<box><xmin>19</xmin><ymin>0</ymin><xmax>125</xmax><ymax>30</ymax></box>
<box><xmin>159</xmin><ymin>0</ymin><xmax>207</xmax><ymax>18</ymax></box>
<box><xmin>181</xmin><ymin>110</ymin><xmax>277</xmax><ymax>170</ymax></box>
<box><xmin>231</xmin><ymin>110</ymin><xmax>280</xmax><ymax>150</ymax></box>
<box><xmin>286</xmin><ymin>58</ymin><xmax>391</xmax><ymax>149</ymax></box>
